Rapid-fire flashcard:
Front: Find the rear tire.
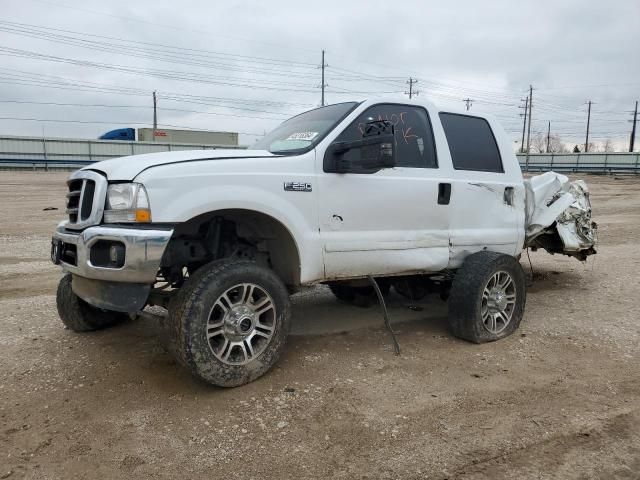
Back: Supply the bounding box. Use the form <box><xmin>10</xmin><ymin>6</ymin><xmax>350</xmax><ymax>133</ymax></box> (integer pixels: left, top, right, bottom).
<box><xmin>168</xmin><ymin>260</ymin><xmax>291</xmax><ymax>387</ymax></box>
<box><xmin>448</xmin><ymin>252</ymin><xmax>526</xmax><ymax>343</ymax></box>
<box><xmin>56</xmin><ymin>274</ymin><xmax>129</xmax><ymax>332</ymax></box>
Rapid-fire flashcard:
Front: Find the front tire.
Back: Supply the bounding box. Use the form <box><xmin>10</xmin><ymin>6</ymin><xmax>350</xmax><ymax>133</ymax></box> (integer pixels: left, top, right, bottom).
<box><xmin>448</xmin><ymin>252</ymin><xmax>526</xmax><ymax>343</ymax></box>
<box><xmin>56</xmin><ymin>274</ymin><xmax>129</xmax><ymax>332</ymax></box>
<box><xmin>168</xmin><ymin>260</ymin><xmax>291</xmax><ymax>387</ymax></box>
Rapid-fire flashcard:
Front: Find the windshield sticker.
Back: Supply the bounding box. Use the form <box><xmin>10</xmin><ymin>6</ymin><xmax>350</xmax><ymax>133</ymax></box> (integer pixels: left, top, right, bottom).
<box><xmin>285</xmin><ymin>131</ymin><xmax>319</xmax><ymax>141</ymax></box>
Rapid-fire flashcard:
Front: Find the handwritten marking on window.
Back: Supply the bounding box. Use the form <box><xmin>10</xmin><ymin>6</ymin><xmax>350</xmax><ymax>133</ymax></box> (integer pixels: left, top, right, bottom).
<box><xmin>357</xmin><ymin>111</ymin><xmax>419</xmax><ymax>144</ymax></box>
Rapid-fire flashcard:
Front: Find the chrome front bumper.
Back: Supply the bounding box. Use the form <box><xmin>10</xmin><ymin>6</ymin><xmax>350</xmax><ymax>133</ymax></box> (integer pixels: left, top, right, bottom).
<box><xmin>51</xmin><ymin>222</ymin><xmax>173</xmax><ymax>284</ymax></box>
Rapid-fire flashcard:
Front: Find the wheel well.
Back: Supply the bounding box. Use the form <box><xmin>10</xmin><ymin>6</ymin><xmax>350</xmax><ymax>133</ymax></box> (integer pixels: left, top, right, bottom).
<box><xmin>162</xmin><ymin>209</ymin><xmax>301</xmax><ymax>287</ymax></box>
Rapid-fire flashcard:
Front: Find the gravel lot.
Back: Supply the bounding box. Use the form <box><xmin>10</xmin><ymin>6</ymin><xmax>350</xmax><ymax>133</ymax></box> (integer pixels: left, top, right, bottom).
<box><xmin>1</xmin><ymin>171</ymin><xmax>639</xmax><ymax>479</ymax></box>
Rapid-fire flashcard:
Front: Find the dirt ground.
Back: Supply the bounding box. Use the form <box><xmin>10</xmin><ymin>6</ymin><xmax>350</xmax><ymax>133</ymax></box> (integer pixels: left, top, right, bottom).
<box><xmin>1</xmin><ymin>171</ymin><xmax>639</xmax><ymax>480</ymax></box>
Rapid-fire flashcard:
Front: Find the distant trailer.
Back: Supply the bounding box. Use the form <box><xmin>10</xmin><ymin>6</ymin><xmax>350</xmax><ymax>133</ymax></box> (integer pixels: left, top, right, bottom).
<box><xmin>99</xmin><ymin>127</ymin><xmax>239</xmax><ymax>146</ymax></box>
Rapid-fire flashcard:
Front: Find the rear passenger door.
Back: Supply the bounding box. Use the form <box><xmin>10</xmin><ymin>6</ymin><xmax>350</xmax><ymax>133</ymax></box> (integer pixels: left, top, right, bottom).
<box><xmin>438</xmin><ymin>113</ymin><xmax>522</xmax><ymax>267</ymax></box>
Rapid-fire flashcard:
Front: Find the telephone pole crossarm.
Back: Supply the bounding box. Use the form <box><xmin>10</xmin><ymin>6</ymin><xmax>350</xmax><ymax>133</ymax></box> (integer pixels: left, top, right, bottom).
<box><xmin>405</xmin><ymin>77</ymin><xmax>419</xmax><ymax>99</ymax></box>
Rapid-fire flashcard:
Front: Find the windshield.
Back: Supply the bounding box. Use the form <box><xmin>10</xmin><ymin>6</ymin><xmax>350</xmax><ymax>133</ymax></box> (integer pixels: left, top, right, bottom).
<box><xmin>252</xmin><ymin>102</ymin><xmax>358</xmax><ymax>154</ymax></box>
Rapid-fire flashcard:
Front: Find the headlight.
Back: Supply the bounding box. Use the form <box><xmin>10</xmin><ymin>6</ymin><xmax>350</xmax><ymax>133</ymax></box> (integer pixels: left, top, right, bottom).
<box><xmin>104</xmin><ymin>183</ymin><xmax>151</xmax><ymax>223</ymax></box>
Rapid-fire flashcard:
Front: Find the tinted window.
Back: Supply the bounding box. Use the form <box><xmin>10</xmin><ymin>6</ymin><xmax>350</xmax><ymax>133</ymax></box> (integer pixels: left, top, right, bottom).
<box><xmin>439</xmin><ymin>113</ymin><xmax>503</xmax><ymax>173</ymax></box>
<box><xmin>335</xmin><ymin>104</ymin><xmax>437</xmax><ymax>168</ymax></box>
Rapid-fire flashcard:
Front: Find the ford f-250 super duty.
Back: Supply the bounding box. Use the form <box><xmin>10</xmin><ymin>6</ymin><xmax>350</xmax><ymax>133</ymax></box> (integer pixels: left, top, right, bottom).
<box><xmin>51</xmin><ymin>99</ymin><xmax>597</xmax><ymax>387</ymax></box>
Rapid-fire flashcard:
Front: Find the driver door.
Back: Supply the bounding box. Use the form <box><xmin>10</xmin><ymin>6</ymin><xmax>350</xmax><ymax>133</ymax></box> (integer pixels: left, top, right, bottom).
<box><xmin>317</xmin><ymin>103</ymin><xmax>450</xmax><ymax>279</ymax></box>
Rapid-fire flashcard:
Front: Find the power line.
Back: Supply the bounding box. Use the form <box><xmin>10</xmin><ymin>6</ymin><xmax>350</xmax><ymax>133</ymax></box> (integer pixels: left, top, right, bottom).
<box><xmin>23</xmin><ymin>0</ymin><xmax>319</xmax><ymax>54</ymax></box>
<box><xmin>2</xmin><ymin>19</ymin><xmax>635</xmax><ymax>132</ymax></box>
<box><xmin>0</xmin><ymin>20</ymin><xmax>636</xmax><ymax>143</ymax></box>
<box><xmin>4</xmin><ymin>19</ymin><xmax>636</xmax><ymax>118</ymax></box>
<box><xmin>0</xmin><ymin>20</ymin><xmax>318</xmax><ymax>67</ymax></box>
<box><xmin>0</xmin><ymin>116</ymin><xmax>265</xmax><ymax>136</ymax></box>
<box><xmin>0</xmin><ymin>99</ymin><xmax>289</xmax><ymax>120</ymax></box>
<box><xmin>0</xmin><ymin>21</ymin><xmax>322</xmax><ymax>81</ymax></box>
<box><xmin>0</xmin><ymin>46</ymin><xmax>326</xmax><ymax>92</ymax></box>
<box><xmin>1</xmin><ymin>20</ymin><xmax>418</xmax><ymax>94</ymax></box>
<box><xmin>0</xmin><ymin>68</ymin><xmax>305</xmax><ymax>114</ymax></box>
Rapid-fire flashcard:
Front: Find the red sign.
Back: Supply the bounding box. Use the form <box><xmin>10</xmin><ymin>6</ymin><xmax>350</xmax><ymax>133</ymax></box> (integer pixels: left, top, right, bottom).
<box><xmin>154</xmin><ymin>130</ymin><xmax>167</xmax><ymax>137</ymax></box>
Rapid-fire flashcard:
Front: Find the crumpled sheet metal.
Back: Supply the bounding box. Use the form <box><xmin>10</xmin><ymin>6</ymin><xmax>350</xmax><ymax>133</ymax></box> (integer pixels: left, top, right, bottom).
<box><xmin>524</xmin><ymin>172</ymin><xmax>597</xmax><ymax>252</ymax></box>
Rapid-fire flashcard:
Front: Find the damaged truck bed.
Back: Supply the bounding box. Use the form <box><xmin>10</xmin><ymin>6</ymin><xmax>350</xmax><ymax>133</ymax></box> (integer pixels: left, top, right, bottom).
<box><xmin>525</xmin><ymin>171</ymin><xmax>597</xmax><ymax>260</ymax></box>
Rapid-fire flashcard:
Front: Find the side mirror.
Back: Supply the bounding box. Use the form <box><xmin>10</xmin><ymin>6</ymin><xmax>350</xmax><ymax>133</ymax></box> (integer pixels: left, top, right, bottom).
<box><xmin>324</xmin><ymin>120</ymin><xmax>396</xmax><ymax>174</ymax></box>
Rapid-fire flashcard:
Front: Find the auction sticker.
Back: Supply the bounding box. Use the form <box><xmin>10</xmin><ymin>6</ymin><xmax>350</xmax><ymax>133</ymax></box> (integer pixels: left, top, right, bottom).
<box><xmin>286</xmin><ymin>132</ymin><xmax>319</xmax><ymax>141</ymax></box>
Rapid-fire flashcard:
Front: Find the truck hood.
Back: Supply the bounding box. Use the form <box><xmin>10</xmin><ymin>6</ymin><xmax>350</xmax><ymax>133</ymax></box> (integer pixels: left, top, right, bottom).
<box><xmin>86</xmin><ymin>149</ymin><xmax>275</xmax><ymax>180</ymax></box>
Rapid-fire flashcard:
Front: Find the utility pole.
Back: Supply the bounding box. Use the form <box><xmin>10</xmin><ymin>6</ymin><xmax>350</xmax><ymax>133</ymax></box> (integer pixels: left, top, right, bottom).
<box><xmin>463</xmin><ymin>98</ymin><xmax>473</xmax><ymax>111</ymax></box>
<box><xmin>152</xmin><ymin>90</ymin><xmax>158</xmax><ymax>142</ymax></box>
<box><xmin>519</xmin><ymin>96</ymin><xmax>529</xmax><ymax>153</ymax></box>
<box><xmin>630</xmin><ymin>100</ymin><xmax>638</xmax><ymax>152</ymax></box>
<box><xmin>525</xmin><ymin>85</ymin><xmax>533</xmax><ymax>170</ymax></box>
<box><xmin>584</xmin><ymin>100</ymin><xmax>592</xmax><ymax>152</ymax></box>
<box><xmin>405</xmin><ymin>77</ymin><xmax>419</xmax><ymax>99</ymax></box>
<box><xmin>546</xmin><ymin>121</ymin><xmax>551</xmax><ymax>153</ymax></box>
<box><xmin>320</xmin><ymin>50</ymin><xmax>328</xmax><ymax>106</ymax></box>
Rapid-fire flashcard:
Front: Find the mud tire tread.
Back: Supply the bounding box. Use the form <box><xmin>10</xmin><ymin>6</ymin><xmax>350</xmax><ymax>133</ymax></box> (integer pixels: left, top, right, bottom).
<box><xmin>448</xmin><ymin>251</ymin><xmax>526</xmax><ymax>344</ymax></box>
<box><xmin>56</xmin><ymin>274</ymin><xmax>129</xmax><ymax>332</ymax></box>
<box><xmin>168</xmin><ymin>260</ymin><xmax>291</xmax><ymax>387</ymax></box>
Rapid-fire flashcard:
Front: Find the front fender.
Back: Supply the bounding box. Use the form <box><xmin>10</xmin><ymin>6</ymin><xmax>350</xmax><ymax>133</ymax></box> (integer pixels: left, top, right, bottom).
<box><xmin>137</xmin><ymin>169</ymin><xmax>324</xmax><ymax>283</ymax></box>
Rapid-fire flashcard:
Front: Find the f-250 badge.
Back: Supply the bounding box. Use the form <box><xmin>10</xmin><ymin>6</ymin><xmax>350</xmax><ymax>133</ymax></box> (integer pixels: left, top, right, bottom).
<box><xmin>284</xmin><ymin>182</ymin><xmax>312</xmax><ymax>192</ymax></box>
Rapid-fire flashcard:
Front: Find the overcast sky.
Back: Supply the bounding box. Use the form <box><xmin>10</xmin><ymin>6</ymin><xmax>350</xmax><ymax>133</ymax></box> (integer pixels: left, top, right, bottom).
<box><xmin>1</xmin><ymin>0</ymin><xmax>638</xmax><ymax>149</ymax></box>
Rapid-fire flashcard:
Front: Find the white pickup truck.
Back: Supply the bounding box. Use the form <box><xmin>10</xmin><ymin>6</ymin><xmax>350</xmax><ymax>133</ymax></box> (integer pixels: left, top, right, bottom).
<box><xmin>51</xmin><ymin>99</ymin><xmax>596</xmax><ymax>387</ymax></box>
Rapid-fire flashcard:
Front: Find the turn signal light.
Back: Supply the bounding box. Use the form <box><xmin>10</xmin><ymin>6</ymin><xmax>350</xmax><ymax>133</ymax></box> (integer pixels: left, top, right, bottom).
<box><xmin>135</xmin><ymin>209</ymin><xmax>151</xmax><ymax>222</ymax></box>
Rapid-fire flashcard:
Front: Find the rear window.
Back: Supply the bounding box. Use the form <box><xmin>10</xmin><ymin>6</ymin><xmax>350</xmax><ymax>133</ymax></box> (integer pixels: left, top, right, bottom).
<box><xmin>439</xmin><ymin>113</ymin><xmax>503</xmax><ymax>173</ymax></box>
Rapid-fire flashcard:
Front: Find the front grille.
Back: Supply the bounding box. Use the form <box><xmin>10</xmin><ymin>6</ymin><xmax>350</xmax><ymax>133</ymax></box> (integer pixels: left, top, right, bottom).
<box><xmin>64</xmin><ymin>171</ymin><xmax>107</xmax><ymax>230</ymax></box>
<box><xmin>66</xmin><ymin>179</ymin><xmax>83</xmax><ymax>223</ymax></box>
<box><xmin>79</xmin><ymin>180</ymin><xmax>95</xmax><ymax>221</ymax></box>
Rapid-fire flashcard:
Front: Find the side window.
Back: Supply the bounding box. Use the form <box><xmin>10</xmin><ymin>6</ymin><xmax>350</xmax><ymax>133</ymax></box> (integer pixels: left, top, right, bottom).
<box><xmin>335</xmin><ymin>104</ymin><xmax>437</xmax><ymax>168</ymax></box>
<box><xmin>439</xmin><ymin>113</ymin><xmax>503</xmax><ymax>173</ymax></box>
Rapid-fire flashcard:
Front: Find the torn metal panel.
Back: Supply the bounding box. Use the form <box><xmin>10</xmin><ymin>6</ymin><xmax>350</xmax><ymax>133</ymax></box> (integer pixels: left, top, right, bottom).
<box><xmin>524</xmin><ymin>172</ymin><xmax>597</xmax><ymax>259</ymax></box>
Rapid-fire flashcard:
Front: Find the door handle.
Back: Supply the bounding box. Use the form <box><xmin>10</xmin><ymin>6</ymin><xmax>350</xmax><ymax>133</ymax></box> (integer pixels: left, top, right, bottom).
<box><xmin>438</xmin><ymin>183</ymin><xmax>451</xmax><ymax>205</ymax></box>
<box><xmin>503</xmin><ymin>186</ymin><xmax>515</xmax><ymax>206</ymax></box>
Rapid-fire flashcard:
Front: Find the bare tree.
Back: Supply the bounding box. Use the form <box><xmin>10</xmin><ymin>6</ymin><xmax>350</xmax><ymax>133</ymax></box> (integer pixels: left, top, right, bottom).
<box><xmin>547</xmin><ymin>134</ymin><xmax>568</xmax><ymax>153</ymax></box>
<box><xmin>586</xmin><ymin>142</ymin><xmax>599</xmax><ymax>153</ymax></box>
<box><xmin>530</xmin><ymin>133</ymin><xmax>546</xmax><ymax>153</ymax></box>
<box><xmin>528</xmin><ymin>133</ymin><xmax>569</xmax><ymax>153</ymax></box>
<box><xmin>601</xmin><ymin>139</ymin><xmax>616</xmax><ymax>152</ymax></box>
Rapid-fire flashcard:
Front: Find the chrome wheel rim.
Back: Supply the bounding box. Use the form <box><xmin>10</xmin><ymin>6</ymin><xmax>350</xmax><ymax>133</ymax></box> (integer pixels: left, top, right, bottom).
<box><xmin>206</xmin><ymin>283</ymin><xmax>276</xmax><ymax>365</ymax></box>
<box><xmin>481</xmin><ymin>271</ymin><xmax>516</xmax><ymax>334</ymax></box>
